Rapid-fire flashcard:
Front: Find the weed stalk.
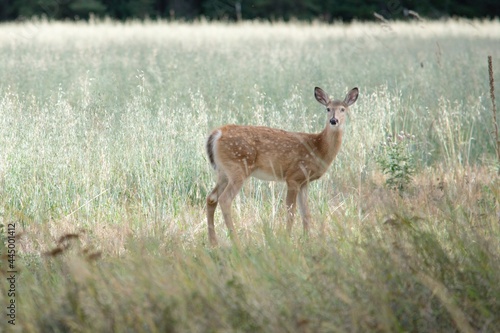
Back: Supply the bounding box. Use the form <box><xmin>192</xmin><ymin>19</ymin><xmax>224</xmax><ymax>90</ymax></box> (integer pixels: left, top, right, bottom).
<box><xmin>488</xmin><ymin>55</ymin><xmax>500</xmax><ymax>174</ymax></box>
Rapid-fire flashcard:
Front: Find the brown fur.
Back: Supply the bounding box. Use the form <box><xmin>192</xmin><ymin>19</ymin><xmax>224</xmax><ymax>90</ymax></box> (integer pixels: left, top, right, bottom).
<box><xmin>206</xmin><ymin>87</ymin><xmax>359</xmax><ymax>246</ymax></box>
<box><xmin>206</xmin><ymin>131</ymin><xmax>217</xmax><ymax>170</ymax></box>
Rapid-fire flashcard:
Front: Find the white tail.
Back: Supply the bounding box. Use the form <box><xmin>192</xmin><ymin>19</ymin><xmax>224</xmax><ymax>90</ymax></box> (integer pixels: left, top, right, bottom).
<box><xmin>206</xmin><ymin>87</ymin><xmax>359</xmax><ymax>246</ymax></box>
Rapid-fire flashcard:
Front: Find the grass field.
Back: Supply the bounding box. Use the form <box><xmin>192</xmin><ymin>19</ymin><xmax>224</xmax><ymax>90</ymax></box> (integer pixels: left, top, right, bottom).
<box><xmin>0</xmin><ymin>18</ymin><xmax>500</xmax><ymax>332</ymax></box>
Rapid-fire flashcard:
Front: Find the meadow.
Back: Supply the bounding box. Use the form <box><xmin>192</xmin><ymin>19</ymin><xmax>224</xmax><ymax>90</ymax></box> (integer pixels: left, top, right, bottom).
<box><xmin>0</xmin><ymin>18</ymin><xmax>499</xmax><ymax>332</ymax></box>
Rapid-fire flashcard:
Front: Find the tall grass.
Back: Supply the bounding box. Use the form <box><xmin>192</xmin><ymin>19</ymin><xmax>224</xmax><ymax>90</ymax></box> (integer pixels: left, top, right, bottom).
<box><xmin>0</xmin><ymin>19</ymin><xmax>499</xmax><ymax>332</ymax></box>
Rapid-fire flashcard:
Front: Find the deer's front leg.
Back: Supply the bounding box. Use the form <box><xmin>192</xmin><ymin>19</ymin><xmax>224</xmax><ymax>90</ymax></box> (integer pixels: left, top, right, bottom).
<box><xmin>285</xmin><ymin>183</ymin><xmax>299</xmax><ymax>234</ymax></box>
<box><xmin>298</xmin><ymin>183</ymin><xmax>311</xmax><ymax>235</ymax></box>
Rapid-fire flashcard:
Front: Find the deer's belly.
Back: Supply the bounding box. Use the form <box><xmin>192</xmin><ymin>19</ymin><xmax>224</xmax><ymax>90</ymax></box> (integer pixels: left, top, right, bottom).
<box><xmin>251</xmin><ymin>168</ymin><xmax>284</xmax><ymax>182</ymax></box>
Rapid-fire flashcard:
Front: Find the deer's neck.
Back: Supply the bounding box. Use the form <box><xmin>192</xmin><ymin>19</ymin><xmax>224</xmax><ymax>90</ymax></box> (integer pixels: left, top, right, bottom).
<box><xmin>315</xmin><ymin>126</ymin><xmax>343</xmax><ymax>166</ymax></box>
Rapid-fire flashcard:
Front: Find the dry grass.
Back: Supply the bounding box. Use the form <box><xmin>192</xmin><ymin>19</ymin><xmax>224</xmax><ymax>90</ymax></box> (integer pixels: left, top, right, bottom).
<box><xmin>0</xmin><ymin>19</ymin><xmax>499</xmax><ymax>332</ymax></box>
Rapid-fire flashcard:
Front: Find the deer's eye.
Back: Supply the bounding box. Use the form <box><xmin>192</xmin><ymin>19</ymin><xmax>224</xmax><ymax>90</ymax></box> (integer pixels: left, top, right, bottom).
<box><xmin>326</xmin><ymin>108</ymin><xmax>331</xmax><ymax>112</ymax></box>
<box><xmin>340</xmin><ymin>108</ymin><xmax>345</xmax><ymax>112</ymax></box>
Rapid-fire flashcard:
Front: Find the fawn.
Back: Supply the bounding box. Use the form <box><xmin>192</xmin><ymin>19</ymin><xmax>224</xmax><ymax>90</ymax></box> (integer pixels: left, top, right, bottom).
<box><xmin>206</xmin><ymin>87</ymin><xmax>359</xmax><ymax>246</ymax></box>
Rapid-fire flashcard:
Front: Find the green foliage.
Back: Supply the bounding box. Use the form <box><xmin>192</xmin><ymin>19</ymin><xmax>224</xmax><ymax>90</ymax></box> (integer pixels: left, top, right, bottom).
<box><xmin>376</xmin><ymin>131</ymin><xmax>416</xmax><ymax>192</ymax></box>
<box><xmin>69</xmin><ymin>0</ymin><xmax>107</xmax><ymax>18</ymax></box>
<box><xmin>0</xmin><ymin>20</ymin><xmax>499</xmax><ymax>332</ymax></box>
<box><xmin>1</xmin><ymin>0</ymin><xmax>500</xmax><ymax>21</ymax></box>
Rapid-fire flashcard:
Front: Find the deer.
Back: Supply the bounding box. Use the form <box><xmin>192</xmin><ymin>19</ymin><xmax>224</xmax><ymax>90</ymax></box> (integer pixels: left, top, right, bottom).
<box><xmin>205</xmin><ymin>86</ymin><xmax>359</xmax><ymax>246</ymax></box>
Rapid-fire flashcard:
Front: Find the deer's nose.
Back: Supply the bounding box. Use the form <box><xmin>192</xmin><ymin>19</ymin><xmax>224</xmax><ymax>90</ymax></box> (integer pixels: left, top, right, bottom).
<box><xmin>330</xmin><ymin>118</ymin><xmax>338</xmax><ymax>125</ymax></box>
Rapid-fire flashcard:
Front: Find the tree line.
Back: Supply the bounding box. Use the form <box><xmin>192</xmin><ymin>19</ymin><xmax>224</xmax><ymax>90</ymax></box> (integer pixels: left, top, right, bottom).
<box><xmin>1</xmin><ymin>0</ymin><xmax>499</xmax><ymax>22</ymax></box>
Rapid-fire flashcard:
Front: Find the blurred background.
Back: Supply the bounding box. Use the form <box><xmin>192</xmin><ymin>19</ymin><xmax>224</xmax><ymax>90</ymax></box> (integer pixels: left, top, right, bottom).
<box><xmin>0</xmin><ymin>0</ymin><xmax>499</xmax><ymax>22</ymax></box>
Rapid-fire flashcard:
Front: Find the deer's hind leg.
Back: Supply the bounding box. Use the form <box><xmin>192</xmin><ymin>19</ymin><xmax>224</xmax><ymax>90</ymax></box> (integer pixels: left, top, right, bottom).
<box><xmin>207</xmin><ymin>170</ymin><xmax>229</xmax><ymax>246</ymax></box>
<box><xmin>215</xmin><ymin>160</ymin><xmax>255</xmax><ymax>245</ymax></box>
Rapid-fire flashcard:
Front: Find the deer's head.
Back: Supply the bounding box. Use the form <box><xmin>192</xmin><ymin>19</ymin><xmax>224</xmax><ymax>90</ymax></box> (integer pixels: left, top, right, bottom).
<box><xmin>314</xmin><ymin>87</ymin><xmax>359</xmax><ymax>129</ymax></box>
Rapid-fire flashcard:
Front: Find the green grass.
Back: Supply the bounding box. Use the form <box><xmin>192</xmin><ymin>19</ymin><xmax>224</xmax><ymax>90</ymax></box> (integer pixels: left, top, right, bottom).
<box><xmin>0</xmin><ymin>18</ymin><xmax>499</xmax><ymax>332</ymax></box>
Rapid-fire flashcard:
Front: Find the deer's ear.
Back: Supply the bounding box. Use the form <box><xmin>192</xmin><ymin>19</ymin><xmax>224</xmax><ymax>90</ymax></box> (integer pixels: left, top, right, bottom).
<box><xmin>344</xmin><ymin>87</ymin><xmax>359</xmax><ymax>106</ymax></box>
<box><xmin>314</xmin><ymin>87</ymin><xmax>329</xmax><ymax>106</ymax></box>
